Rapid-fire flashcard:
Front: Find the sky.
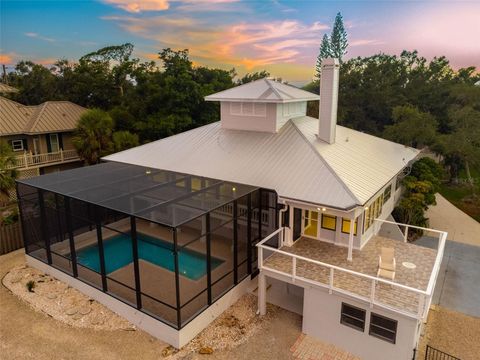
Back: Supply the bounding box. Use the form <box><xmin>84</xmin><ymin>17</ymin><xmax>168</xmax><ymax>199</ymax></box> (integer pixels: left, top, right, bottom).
<box><xmin>1</xmin><ymin>0</ymin><xmax>479</xmax><ymax>84</ymax></box>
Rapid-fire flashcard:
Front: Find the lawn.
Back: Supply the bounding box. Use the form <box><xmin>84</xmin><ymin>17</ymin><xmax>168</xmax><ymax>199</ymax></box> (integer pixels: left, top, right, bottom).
<box><xmin>438</xmin><ymin>163</ymin><xmax>480</xmax><ymax>223</ymax></box>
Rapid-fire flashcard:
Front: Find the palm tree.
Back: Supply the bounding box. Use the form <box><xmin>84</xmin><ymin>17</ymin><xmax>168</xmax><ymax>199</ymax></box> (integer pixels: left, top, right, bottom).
<box><xmin>0</xmin><ymin>141</ymin><xmax>18</xmax><ymax>202</ymax></box>
<box><xmin>73</xmin><ymin>109</ymin><xmax>114</xmax><ymax>165</ymax></box>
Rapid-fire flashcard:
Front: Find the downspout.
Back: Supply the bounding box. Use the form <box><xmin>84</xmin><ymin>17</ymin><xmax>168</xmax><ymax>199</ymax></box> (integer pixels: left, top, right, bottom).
<box><xmin>278</xmin><ymin>200</ymin><xmax>288</xmax><ymax>247</ymax></box>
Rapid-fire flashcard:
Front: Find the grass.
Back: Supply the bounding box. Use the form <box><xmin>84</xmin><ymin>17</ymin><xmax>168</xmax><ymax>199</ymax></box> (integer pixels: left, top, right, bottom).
<box><xmin>438</xmin><ymin>162</ymin><xmax>480</xmax><ymax>223</ymax></box>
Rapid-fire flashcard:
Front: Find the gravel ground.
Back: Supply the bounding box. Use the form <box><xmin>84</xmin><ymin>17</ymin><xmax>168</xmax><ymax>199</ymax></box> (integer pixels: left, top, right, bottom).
<box><xmin>0</xmin><ymin>249</ymin><xmax>300</xmax><ymax>360</ymax></box>
<box><xmin>417</xmin><ymin>305</ymin><xmax>480</xmax><ymax>360</ymax></box>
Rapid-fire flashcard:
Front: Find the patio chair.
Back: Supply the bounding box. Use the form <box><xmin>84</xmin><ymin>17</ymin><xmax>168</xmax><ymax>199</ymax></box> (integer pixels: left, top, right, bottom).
<box><xmin>377</xmin><ymin>247</ymin><xmax>396</xmax><ymax>280</ymax></box>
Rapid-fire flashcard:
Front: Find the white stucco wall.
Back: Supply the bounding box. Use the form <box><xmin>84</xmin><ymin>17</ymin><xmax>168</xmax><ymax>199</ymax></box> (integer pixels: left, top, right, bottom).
<box><xmin>302</xmin><ymin>286</ymin><xmax>419</xmax><ymax>360</ymax></box>
<box><xmin>220</xmin><ymin>102</ymin><xmax>277</xmax><ymax>133</ymax></box>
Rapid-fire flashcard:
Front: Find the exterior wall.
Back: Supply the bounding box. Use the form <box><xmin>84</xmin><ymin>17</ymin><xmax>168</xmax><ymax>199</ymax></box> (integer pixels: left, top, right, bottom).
<box><xmin>2</xmin><ymin>132</ymin><xmax>75</xmax><ymax>154</ymax></box>
<box><xmin>275</xmin><ymin>102</ymin><xmax>307</xmax><ymax>131</ymax></box>
<box><xmin>360</xmin><ymin>176</ymin><xmax>398</xmax><ymax>248</ymax></box>
<box><xmin>26</xmin><ymin>255</ymin><xmax>255</xmax><ymax>349</ymax></box>
<box><xmin>219</xmin><ymin>101</ymin><xmax>307</xmax><ymax>133</ymax></box>
<box><xmin>302</xmin><ymin>286</ymin><xmax>419</xmax><ymax>360</ymax></box>
<box><xmin>220</xmin><ymin>102</ymin><xmax>277</xmax><ymax>133</ymax></box>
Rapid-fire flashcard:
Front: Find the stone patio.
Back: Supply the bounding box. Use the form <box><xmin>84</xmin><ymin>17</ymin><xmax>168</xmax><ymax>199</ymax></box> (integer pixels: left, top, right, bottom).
<box><xmin>263</xmin><ymin>236</ymin><xmax>438</xmax><ymax>314</ymax></box>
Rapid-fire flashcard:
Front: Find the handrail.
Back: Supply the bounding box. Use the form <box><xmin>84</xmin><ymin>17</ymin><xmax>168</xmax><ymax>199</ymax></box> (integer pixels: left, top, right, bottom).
<box><xmin>374</xmin><ymin>218</ymin><xmax>445</xmax><ymax>234</ymax></box>
<box><xmin>257</xmin><ymin>229</ymin><xmax>428</xmax><ymax>296</ymax></box>
<box><xmin>8</xmin><ymin>149</ymin><xmax>80</xmax><ymax>169</ymax></box>
<box><xmin>257</xmin><ymin>221</ymin><xmax>448</xmax><ymax>320</ymax></box>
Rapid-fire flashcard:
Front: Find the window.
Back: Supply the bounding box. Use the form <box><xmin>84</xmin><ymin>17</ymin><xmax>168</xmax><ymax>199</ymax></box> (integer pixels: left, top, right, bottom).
<box><xmin>369</xmin><ymin>313</ymin><xmax>398</xmax><ymax>344</ymax></box>
<box><xmin>321</xmin><ymin>214</ymin><xmax>336</xmax><ymax>231</ymax></box>
<box><xmin>49</xmin><ymin>133</ymin><xmax>60</xmax><ymax>152</ymax></box>
<box><xmin>341</xmin><ymin>218</ymin><xmax>357</xmax><ymax>235</ymax></box>
<box><xmin>340</xmin><ymin>303</ymin><xmax>366</xmax><ymax>332</ymax></box>
<box><xmin>282</xmin><ymin>102</ymin><xmax>304</xmax><ymax>117</ymax></box>
<box><xmin>11</xmin><ymin>139</ymin><xmax>24</xmax><ymax>151</ymax></box>
<box><xmin>383</xmin><ymin>185</ymin><xmax>392</xmax><ymax>203</ymax></box>
<box><xmin>229</xmin><ymin>102</ymin><xmax>266</xmax><ymax>117</ymax></box>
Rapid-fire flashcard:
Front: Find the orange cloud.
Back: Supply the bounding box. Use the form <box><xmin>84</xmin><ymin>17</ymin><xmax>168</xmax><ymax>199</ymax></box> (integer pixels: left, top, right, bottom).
<box><xmin>0</xmin><ymin>54</ymin><xmax>13</xmax><ymax>64</ymax></box>
<box><xmin>104</xmin><ymin>15</ymin><xmax>329</xmax><ymax>74</ymax></box>
<box><xmin>103</xmin><ymin>0</ymin><xmax>169</xmax><ymax>13</ymax></box>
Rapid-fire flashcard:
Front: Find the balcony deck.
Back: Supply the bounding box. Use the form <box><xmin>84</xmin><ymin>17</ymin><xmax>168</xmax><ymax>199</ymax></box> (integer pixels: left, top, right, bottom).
<box><xmin>9</xmin><ymin>149</ymin><xmax>80</xmax><ymax>170</ymax></box>
<box><xmin>262</xmin><ymin>234</ymin><xmax>438</xmax><ymax>315</ymax></box>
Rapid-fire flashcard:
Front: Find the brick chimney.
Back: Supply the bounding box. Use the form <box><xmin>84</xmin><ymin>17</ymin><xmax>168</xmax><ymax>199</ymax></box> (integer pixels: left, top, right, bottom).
<box><xmin>318</xmin><ymin>58</ymin><xmax>340</xmax><ymax>144</ymax></box>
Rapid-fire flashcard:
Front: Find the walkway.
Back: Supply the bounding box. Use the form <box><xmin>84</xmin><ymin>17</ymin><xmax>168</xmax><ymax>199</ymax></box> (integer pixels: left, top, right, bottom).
<box><xmin>416</xmin><ymin>237</ymin><xmax>480</xmax><ymax>317</ymax></box>
<box><xmin>426</xmin><ymin>193</ymin><xmax>480</xmax><ymax>246</ymax></box>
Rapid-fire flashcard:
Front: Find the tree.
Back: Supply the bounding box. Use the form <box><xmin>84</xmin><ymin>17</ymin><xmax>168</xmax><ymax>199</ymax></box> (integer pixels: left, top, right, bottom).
<box><xmin>393</xmin><ymin>158</ymin><xmax>443</xmax><ymax>237</ymax></box>
<box><xmin>112</xmin><ymin>131</ymin><xmax>139</xmax><ymax>152</ymax></box>
<box><xmin>236</xmin><ymin>70</ymin><xmax>270</xmax><ymax>84</ymax></box>
<box><xmin>330</xmin><ymin>12</ymin><xmax>348</xmax><ymax>62</ymax></box>
<box><xmin>383</xmin><ymin>105</ymin><xmax>438</xmax><ymax>148</ymax></box>
<box><xmin>315</xmin><ymin>34</ymin><xmax>331</xmax><ymax>80</ymax></box>
<box><xmin>0</xmin><ymin>141</ymin><xmax>18</xmax><ymax>202</ymax></box>
<box><xmin>73</xmin><ymin>109</ymin><xmax>114</xmax><ymax>165</ymax></box>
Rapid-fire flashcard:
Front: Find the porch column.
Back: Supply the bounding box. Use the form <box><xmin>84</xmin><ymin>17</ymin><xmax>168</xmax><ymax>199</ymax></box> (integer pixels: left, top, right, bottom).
<box><xmin>347</xmin><ymin>215</ymin><xmax>356</xmax><ymax>261</ymax></box>
<box><xmin>258</xmin><ymin>272</ymin><xmax>267</xmax><ymax>316</ymax></box>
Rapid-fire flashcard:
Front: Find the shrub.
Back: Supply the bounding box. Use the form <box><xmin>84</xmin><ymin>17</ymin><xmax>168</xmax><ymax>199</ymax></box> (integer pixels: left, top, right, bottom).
<box><xmin>26</xmin><ymin>280</ymin><xmax>36</xmax><ymax>292</ymax></box>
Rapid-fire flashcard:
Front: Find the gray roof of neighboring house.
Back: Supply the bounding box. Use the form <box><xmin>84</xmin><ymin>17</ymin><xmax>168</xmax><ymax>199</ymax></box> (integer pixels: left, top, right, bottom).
<box><xmin>204</xmin><ymin>78</ymin><xmax>320</xmax><ymax>103</ymax></box>
<box><xmin>104</xmin><ymin>117</ymin><xmax>419</xmax><ymax>209</ymax></box>
<box><xmin>0</xmin><ymin>96</ymin><xmax>87</xmax><ymax>136</ymax></box>
<box><xmin>0</xmin><ymin>83</ymin><xmax>19</xmax><ymax>94</ymax></box>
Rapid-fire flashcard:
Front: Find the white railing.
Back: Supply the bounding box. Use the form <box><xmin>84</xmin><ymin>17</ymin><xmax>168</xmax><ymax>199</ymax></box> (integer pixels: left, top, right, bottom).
<box><xmin>257</xmin><ymin>222</ymin><xmax>448</xmax><ymax>320</ymax></box>
<box><xmin>8</xmin><ymin>149</ymin><xmax>79</xmax><ymax>169</ymax></box>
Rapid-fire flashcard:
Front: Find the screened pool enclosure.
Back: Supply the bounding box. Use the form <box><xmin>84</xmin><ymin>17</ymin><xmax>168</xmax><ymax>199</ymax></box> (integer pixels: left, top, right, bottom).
<box><xmin>17</xmin><ymin>162</ymin><xmax>279</xmax><ymax>329</ymax></box>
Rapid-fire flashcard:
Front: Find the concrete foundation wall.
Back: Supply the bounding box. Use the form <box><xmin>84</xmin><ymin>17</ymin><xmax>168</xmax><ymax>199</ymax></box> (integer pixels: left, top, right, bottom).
<box><xmin>26</xmin><ymin>255</ymin><xmax>254</xmax><ymax>349</ymax></box>
<box><xmin>302</xmin><ymin>286</ymin><xmax>419</xmax><ymax>360</ymax></box>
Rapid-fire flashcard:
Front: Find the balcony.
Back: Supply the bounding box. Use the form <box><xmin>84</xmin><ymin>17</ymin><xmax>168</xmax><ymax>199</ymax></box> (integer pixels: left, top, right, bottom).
<box><xmin>8</xmin><ymin>149</ymin><xmax>80</xmax><ymax>170</ymax></box>
<box><xmin>257</xmin><ymin>219</ymin><xmax>447</xmax><ymax>320</ymax></box>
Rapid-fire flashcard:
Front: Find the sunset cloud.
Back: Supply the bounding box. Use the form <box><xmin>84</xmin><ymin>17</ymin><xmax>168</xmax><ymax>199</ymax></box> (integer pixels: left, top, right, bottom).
<box><xmin>102</xmin><ymin>0</ymin><xmax>169</xmax><ymax>13</ymax></box>
<box><xmin>0</xmin><ymin>54</ymin><xmax>14</xmax><ymax>64</ymax></box>
<box><xmin>104</xmin><ymin>15</ymin><xmax>328</xmax><ymax>71</ymax></box>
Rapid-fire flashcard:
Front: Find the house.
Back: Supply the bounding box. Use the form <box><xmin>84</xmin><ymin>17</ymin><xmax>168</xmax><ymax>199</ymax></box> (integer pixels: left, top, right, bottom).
<box><xmin>16</xmin><ymin>59</ymin><xmax>446</xmax><ymax>359</ymax></box>
<box><xmin>0</xmin><ymin>96</ymin><xmax>86</xmax><ymax>179</ymax></box>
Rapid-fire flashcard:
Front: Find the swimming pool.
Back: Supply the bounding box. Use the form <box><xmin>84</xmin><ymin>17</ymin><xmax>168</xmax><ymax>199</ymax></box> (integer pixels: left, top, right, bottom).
<box><xmin>75</xmin><ymin>233</ymin><xmax>223</xmax><ymax>281</ymax></box>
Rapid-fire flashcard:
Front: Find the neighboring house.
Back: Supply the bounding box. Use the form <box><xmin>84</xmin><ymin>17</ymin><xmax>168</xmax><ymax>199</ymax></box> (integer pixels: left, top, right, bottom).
<box><xmin>0</xmin><ymin>96</ymin><xmax>86</xmax><ymax>178</ymax></box>
<box><xmin>16</xmin><ymin>59</ymin><xmax>446</xmax><ymax>359</ymax></box>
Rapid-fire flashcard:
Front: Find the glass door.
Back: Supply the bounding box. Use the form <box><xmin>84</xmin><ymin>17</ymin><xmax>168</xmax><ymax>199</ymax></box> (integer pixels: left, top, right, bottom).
<box><xmin>303</xmin><ymin>210</ymin><xmax>319</xmax><ymax>238</ymax></box>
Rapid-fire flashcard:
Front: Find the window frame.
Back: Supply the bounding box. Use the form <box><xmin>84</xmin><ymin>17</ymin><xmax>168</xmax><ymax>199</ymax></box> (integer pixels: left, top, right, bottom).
<box><xmin>340</xmin><ymin>302</ymin><xmax>366</xmax><ymax>332</ymax></box>
<box><xmin>383</xmin><ymin>185</ymin><xmax>392</xmax><ymax>203</ymax></box>
<box><xmin>341</xmin><ymin>218</ymin><xmax>357</xmax><ymax>235</ymax></box>
<box><xmin>11</xmin><ymin>139</ymin><xmax>24</xmax><ymax>152</ymax></box>
<box><xmin>49</xmin><ymin>133</ymin><xmax>60</xmax><ymax>153</ymax></box>
<box><xmin>321</xmin><ymin>214</ymin><xmax>337</xmax><ymax>231</ymax></box>
<box><xmin>229</xmin><ymin>102</ymin><xmax>266</xmax><ymax>117</ymax></box>
<box><xmin>369</xmin><ymin>312</ymin><xmax>398</xmax><ymax>344</ymax></box>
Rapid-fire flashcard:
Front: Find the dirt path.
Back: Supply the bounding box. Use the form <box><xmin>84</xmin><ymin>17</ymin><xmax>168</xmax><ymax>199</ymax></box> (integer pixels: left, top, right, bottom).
<box><xmin>417</xmin><ymin>305</ymin><xmax>480</xmax><ymax>360</ymax></box>
<box><xmin>426</xmin><ymin>193</ymin><xmax>480</xmax><ymax>246</ymax></box>
<box><xmin>0</xmin><ymin>250</ymin><xmax>300</xmax><ymax>360</ymax></box>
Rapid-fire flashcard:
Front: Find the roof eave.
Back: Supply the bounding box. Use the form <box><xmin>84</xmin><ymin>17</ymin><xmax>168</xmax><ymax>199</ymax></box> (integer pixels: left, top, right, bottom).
<box><xmin>204</xmin><ymin>97</ymin><xmax>320</xmax><ymax>103</ymax></box>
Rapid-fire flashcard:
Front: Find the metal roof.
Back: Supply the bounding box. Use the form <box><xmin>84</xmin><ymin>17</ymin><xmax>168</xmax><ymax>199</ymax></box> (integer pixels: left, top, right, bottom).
<box><xmin>204</xmin><ymin>78</ymin><xmax>319</xmax><ymax>103</ymax></box>
<box><xmin>0</xmin><ymin>83</ymin><xmax>19</xmax><ymax>93</ymax></box>
<box><xmin>0</xmin><ymin>96</ymin><xmax>87</xmax><ymax>136</ymax></box>
<box><xmin>17</xmin><ymin>162</ymin><xmax>257</xmax><ymax>227</ymax></box>
<box><xmin>105</xmin><ymin>117</ymin><xmax>419</xmax><ymax>209</ymax></box>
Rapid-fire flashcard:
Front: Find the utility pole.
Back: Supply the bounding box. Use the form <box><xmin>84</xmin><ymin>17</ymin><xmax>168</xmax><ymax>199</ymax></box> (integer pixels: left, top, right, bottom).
<box><xmin>2</xmin><ymin>64</ymin><xmax>7</xmax><ymax>84</ymax></box>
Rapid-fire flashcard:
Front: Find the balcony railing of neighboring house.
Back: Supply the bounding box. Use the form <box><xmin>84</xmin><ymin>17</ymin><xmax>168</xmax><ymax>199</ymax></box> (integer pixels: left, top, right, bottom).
<box><xmin>8</xmin><ymin>149</ymin><xmax>80</xmax><ymax>170</ymax></box>
<box><xmin>257</xmin><ymin>220</ymin><xmax>447</xmax><ymax>321</ymax></box>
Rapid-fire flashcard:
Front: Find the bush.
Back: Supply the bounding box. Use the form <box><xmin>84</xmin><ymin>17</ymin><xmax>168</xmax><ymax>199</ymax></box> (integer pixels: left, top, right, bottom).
<box><xmin>26</xmin><ymin>280</ymin><xmax>35</xmax><ymax>293</ymax></box>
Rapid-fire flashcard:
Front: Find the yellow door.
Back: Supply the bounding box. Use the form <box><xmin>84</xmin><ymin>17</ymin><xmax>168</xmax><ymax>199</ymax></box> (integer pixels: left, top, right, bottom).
<box><xmin>304</xmin><ymin>210</ymin><xmax>319</xmax><ymax>237</ymax></box>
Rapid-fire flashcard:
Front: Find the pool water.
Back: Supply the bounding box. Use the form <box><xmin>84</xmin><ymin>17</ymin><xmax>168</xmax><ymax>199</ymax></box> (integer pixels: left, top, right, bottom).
<box><xmin>75</xmin><ymin>233</ymin><xmax>223</xmax><ymax>281</ymax></box>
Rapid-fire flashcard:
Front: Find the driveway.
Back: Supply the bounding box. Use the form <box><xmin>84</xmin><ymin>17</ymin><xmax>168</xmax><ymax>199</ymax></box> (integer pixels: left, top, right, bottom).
<box><xmin>417</xmin><ymin>237</ymin><xmax>480</xmax><ymax>318</ymax></box>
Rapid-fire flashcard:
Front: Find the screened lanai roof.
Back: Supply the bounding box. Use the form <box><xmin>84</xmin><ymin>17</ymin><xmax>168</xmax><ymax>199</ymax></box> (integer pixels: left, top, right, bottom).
<box><xmin>17</xmin><ymin>161</ymin><xmax>258</xmax><ymax>227</ymax></box>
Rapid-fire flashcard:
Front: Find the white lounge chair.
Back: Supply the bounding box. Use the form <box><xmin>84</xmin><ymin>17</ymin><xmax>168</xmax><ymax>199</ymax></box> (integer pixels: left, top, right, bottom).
<box><xmin>377</xmin><ymin>247</ymin><xmax>396</xmax><ymax>280</ymax></box>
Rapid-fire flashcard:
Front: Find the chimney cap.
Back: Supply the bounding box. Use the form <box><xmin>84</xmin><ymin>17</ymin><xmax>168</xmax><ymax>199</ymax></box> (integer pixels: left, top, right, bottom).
<box><xmin>322</xmin><ymin>58</ymin><xmax>340</xmax><ymax>67</ymax></box>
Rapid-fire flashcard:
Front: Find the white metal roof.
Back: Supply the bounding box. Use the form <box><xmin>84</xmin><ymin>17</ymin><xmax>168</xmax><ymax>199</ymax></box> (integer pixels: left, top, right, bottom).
<box><xmin>104</xmin><ymin>117</ymin><xmax>419</xmax><ymax>209</ymax></box>
<box><xmin>204</xmin><ymin>78</ymin><xmax>320</xmax><ymax>103</ymax></box>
